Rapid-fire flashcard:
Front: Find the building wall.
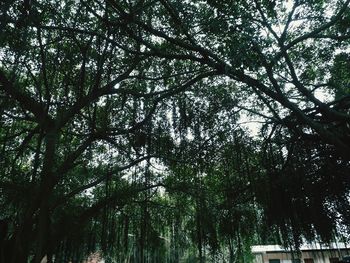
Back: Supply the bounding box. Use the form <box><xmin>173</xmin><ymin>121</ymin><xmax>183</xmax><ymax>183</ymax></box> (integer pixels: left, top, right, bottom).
<box><xmin>253</xmin><ymin>249</ymin><xmax>350</xmax><ymax>263</ymax></box>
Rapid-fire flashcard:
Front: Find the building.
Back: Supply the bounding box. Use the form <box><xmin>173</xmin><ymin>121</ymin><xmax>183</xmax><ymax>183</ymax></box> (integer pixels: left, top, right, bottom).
<box><xmin>252</xmin><ymin>243</ymin><xmax>350</xmax><ymax>263</ymax></box>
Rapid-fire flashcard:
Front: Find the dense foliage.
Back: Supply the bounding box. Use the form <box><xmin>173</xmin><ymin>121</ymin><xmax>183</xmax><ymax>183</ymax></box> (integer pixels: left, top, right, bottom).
<box><xmin>0</xmin><ymin>0</ymin><xmax>349</xmax><ymax>262</ymax></box>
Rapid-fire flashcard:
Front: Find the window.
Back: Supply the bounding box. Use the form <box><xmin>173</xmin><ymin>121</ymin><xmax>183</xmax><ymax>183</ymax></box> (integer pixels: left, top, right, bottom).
<box><xmin>304</xmin><ymin>259</ymin><xmax>314</xmax><ymax>263</ymax></box>
<box><xmin>269</xmin><ymin>260</ymin><xmax>280</xmax><ymax>263</ymax></box>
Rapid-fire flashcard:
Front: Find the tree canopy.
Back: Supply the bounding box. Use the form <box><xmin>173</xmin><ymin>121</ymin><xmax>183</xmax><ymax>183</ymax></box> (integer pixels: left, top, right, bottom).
<box><xmin>0</xmin><ymin>0</ymin><xmax>349</xmax><ymax>262</ymax></box>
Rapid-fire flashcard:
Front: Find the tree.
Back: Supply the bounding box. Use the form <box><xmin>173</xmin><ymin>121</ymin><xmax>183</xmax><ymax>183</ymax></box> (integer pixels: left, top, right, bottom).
<box><xmin>1</xmin><ymin>0</ymin><xmax>350</xmax><ymax>262</ymax></box>
<box><xmin>0</xmin><ymin>1</ymin><xmax>213</xmax><ymax>262</ymax></box>
<box><xmin>84</xmin><ymin>0</ymin><xmax>349</xmax><ymax>158</ymax></box>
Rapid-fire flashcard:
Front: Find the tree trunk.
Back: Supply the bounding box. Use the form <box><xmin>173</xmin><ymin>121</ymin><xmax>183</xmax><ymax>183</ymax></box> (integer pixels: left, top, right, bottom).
<box><xmin>34</xmin><ymin>200</ymin><xmax>50</xmax><ymax>263</ymax></box>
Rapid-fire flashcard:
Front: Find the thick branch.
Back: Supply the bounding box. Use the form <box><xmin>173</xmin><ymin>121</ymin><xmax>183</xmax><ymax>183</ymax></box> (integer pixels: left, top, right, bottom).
<box><xmin>0</xmin><ymin>70</ymin><xmax>54</xmax><ymax>127</ymax></box>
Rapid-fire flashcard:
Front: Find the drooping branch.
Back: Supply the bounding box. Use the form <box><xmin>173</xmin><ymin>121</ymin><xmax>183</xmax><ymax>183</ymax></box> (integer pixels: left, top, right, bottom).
<box><xmin>52</xmin><ymin>155</ymin><xmax>158</xmax><ymax>209</ymax></box>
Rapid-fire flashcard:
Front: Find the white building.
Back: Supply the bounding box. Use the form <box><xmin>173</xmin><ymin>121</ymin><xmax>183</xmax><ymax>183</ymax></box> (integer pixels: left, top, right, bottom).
<box><xmin>252</xmin><ymin>243</ymin><xmax>350</xmax><ymax>263</ymax></box>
